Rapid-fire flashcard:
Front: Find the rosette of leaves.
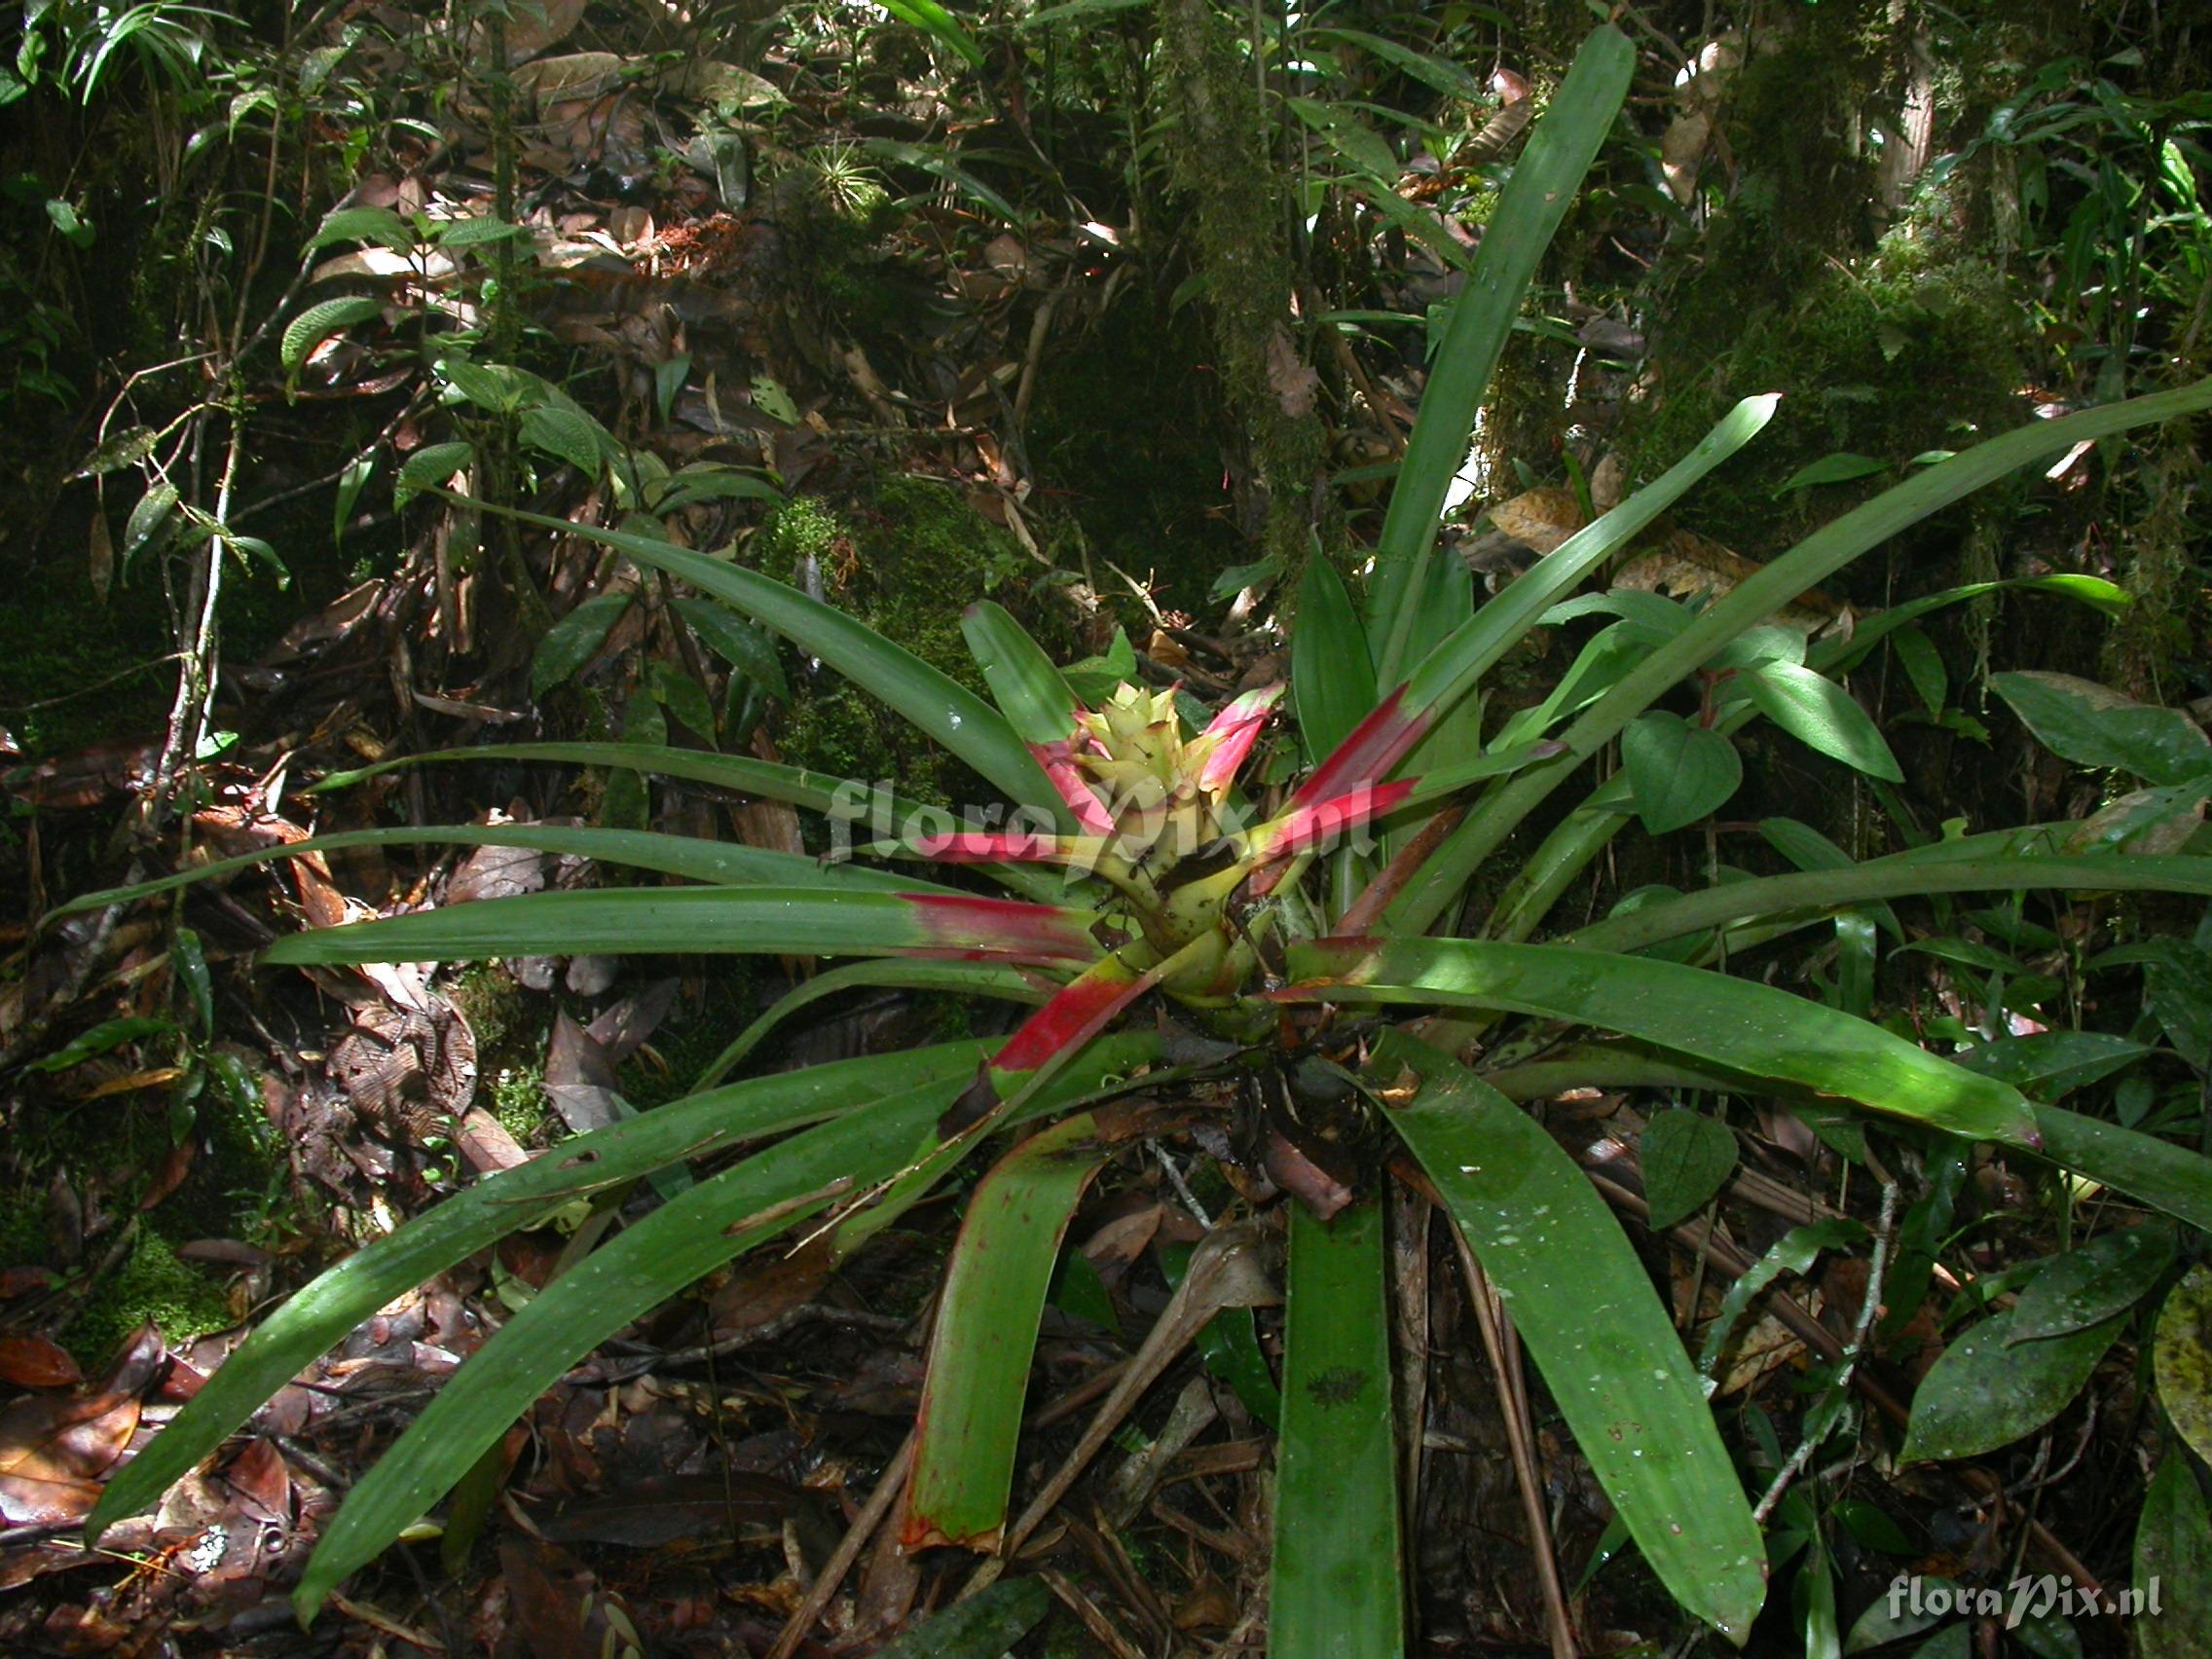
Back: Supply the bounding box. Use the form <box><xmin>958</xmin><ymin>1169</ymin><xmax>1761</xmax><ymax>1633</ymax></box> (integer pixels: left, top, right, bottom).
<box><xmin>69</xmin><ymin>25</ymin><xmax>2212</xmax><ymax>1650</ymax></box>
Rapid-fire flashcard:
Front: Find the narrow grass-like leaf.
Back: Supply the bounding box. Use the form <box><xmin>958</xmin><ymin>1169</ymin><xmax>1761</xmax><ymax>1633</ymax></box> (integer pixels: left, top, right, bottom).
<box><xmin>1899</xmin><ymin>1307</ymin><xmax>2126</xmax><ymax>1464</ymax></box>
<box><xmin>86</xmin><ymin>1042</ymin><xmax>990</xmax><ymax>1545</ymax></box>
<box><xmin>1378</xmin><ymin>1033</ymin><xmax>1765</xmax><ymax>1642</ymax></box>
<box><xmin>1285</xmin><ymin>939</ymin><xmax>2040</xmax><ymax>1146</ymax></box>
<box><xmin>1292</xmin><ymin>554</ymin><xmax>1378</xmax><ymax>763</ymax></box>
<box><xmin>427</xmin><ymin>495</ymin><xmax>1066</xmax><ymax>822</ymax></box>
<box><xmin>1364</xmin><ymin>24</ymin><xmax>1636</xmax><ymax>682</ymax></box>
<box><xmin>1388</xmin><ymin>376</ymin><xmax>2212</xmax><ymax>931</ymax></box>
<box><xmin>1274</xmin><ymin>1198</ymin><xmax>1404</xmax><ymax>1658</ymax></box>
<box><xmin>904</xmin><ymin>1114</ymin><xmax>1111</xmax><ymax>1546</ymax></box>
<box><xmin>260</xmin><ymin>887</ymin><xmax>1106</xmax><ymax>968</ymax></box>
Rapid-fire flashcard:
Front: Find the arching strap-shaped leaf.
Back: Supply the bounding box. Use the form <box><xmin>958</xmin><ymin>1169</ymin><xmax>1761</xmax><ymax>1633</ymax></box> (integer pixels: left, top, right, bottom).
<box><xmin>260</xmin><ymin>887</ymin><xmax>1108</xmax><ymax>968</ymax></box>
<box><xmin>86</xmin><ymin>1040</ymin><xmax>991</xmax><ymax>1546</ymax></box>
<box><xmin>696</xmin><ymin>959</ymin><xmax>1054</xmax><ymax>1088</ymax></box>
<box><xmin>295</xmin><ymin>1075</ymin><xmax>962</xmax><ymax>1620</ymax></box>
<box><xmin>1273</xmin><ymin>1198</ymin><xmax>1405</xmax><ymax>1658</ymax></box>
<box><xmin>430</xmin><ymin>495</ymin><xmax>1068</xmax><ymax>825</ymax></box>
<box><xmin>1292</xmin><ymin>554</ymin><xmax>1377</xmax><ymax>765</ymax></box>
<box><xmin>50</xmin><ymin>823</ymin><xmax>960</xmax><ymax>924</ymax></box>
<box><xmin>287</xmin><ymin>1031</ymin><xmax>1161</xmax><ymax>1621</ymax></box>
<box><xmin>903</xmin><ymin>1113</ymin><xmax>1111</xmax><ymax>1548</ymax></box>
<box><xmin>1281</xmin><ymin>939</ymin><xmax>2040</xmax><ymax>1147</ymax></box>
<box><xmin>1567</xmin><ymin>852</ymin><xmax>2212</xmax><ymax>956</ymax></box>
<box><xmin>1377</xmin><ymin>1032</ymin><xmax>1765</xmax><ymax>1643</ymax></box>
<box><xmin>1365</xmin><ymin>23</ymin><xmax>1636</xmax><ymax>682</ymax></box>
<box><xmin>305</xmin><ymin>740</ymin><xmax>1078</xmax><ymax>905</ymax></box>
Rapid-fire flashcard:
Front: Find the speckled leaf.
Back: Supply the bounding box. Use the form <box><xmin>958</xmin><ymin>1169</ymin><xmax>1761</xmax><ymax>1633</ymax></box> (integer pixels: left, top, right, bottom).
<box><xmin>2007</xmin><ymin>1222</ymin><xmax>2174</xmax><ymax>1345</ymax></box>
<box><xmin>1641</xmin><ymin>1109</ymin><xmax>1737</xmax><ymax>1230</ymax></box>
<box><xmin>1379</xmin><ymin>1032</ymin><xmax>1766</xmax><ymax>1642</ymax></box>
<box><xmin>1900</xmin><ymin>1307</ymin><xmax>2125</xmax><ymax>1464</ymax></box>
<box><xmin>530</xmin><ymin>592</ymin><xmax>632</xmax><ymax>695</ymax></box>
<box><xmin>873</xmin><ymin>1579</ymin><xmax>1051</xmax><ymax>1657</ymax></box>
<box><xmin>2153</xmin><ymin>1266</ymin><xmax>2212</xmax><ymax>1470</ymax></box>
<box><xmin>1990</xmin><ymin>671</ymin><xmax>2212</xmax><ymax>787</ymax></box>
<box><xmin>2134</xmin><ymin>1453</ymin><xmax>2212</xmax><ymax>1659</ymax></box>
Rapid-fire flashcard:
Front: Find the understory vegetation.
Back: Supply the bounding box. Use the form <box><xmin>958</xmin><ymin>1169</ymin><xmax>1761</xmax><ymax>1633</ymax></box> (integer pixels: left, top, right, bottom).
<box><xmin>2</xmin><ymin>2</ymin><xmax>2210</xmax><ymax>1656</ymax></box>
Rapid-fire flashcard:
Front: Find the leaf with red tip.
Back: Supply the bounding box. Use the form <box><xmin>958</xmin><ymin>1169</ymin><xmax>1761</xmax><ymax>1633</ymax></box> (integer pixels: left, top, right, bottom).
<box><xmin>907</xmin><ymin>830</ymin><xmax>1107</xmax><ymax>866</ymax></box>
<box><xmin>1031</xmin><ymin>739</ymin><xmax>1118</xmax><ymax>834</ymax></box>
<box><xmin>903</xmin><ymin>1113</ymin><xmax>1110</xmax><ymax>1547</ymax></box>
<box><xmin>902</xmin><ymin>892</ymin><xmax>1112</xmax><ymax>964</ymax></box>
<box><xmin>1252</xmin><ymin>781</ymin><xmax>1419</xmax><ymax>865</ymax></box>
<box><xmin>985</xmin><ymin>955</ymin><xmax>1148</xmax><ymax>1083</ymax></box>
<box><xmin>1291</xmin><ymin>684</ymin><xmax>1432</xmax><ymax>813</ymax></box>
<box><xmin>1194</xmin><ymin>683</ymin><xmax>1283</xmax><ymax>793</ymax></box>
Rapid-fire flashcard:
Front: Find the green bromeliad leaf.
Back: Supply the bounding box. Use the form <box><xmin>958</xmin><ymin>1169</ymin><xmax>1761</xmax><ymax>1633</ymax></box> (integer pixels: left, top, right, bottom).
<box><xmin>1284</xmin><ymin>939</ymin><xmax>2041</xmax><ymax>1146</ymax></box>
<box><xmin>1377</xmin><ymin>1033</ymin><xmax>1766</xmax><ymax>1642</ymax></box>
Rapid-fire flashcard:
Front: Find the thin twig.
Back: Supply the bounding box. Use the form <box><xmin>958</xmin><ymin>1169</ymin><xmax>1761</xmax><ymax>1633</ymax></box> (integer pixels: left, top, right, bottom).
<box><xmin>765</xmin><ymin>1431</ymin><xmax>913</xmax><ymax>1659</ymax></box>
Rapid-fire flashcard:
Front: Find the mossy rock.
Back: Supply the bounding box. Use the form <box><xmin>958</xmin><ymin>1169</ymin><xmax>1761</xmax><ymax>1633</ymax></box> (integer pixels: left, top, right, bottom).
<box><xmin>65</xmin><ymin>1228</ymin><xmax>233</xmax><ymax>1368</ymax></box>
<box><xmin>752</xmin><ymin>478</ymin><xmax>1069</xmax><ymax>809</ymax></box>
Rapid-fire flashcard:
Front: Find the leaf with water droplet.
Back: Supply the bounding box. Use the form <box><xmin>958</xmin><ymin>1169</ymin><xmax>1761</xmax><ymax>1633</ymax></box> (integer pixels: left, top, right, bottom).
<box><xmin>2007</xmin><ymin>1220</ymin><xmax>2175</xmax><ymax>1344</ymax></box>
<box><xmin>1901</xmin><ymin>1306</ymin><xmax>2125</xmax><ymax>1463</ymax></box>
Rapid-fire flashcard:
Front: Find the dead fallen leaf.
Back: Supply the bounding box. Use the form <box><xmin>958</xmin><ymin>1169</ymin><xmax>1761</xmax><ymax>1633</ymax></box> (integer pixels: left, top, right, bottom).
<box><xmin>0</xmin><ymin>1335</ymin><xmax>83</xmax><ymax>1389</ymax></box>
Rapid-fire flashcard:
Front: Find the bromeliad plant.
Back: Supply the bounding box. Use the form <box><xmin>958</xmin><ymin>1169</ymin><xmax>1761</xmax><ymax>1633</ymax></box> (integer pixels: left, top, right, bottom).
<box><xmin>70</xmin><ymin>23</ymin><xmax>2212</xmax><ymax>1649</ymax></box>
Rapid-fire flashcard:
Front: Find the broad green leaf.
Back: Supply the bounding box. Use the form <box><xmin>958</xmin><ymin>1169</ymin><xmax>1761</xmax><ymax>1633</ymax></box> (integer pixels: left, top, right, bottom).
<box><xmin>1773</xmin><ymin>453</ymin><xmax>1891</xmax><ymax>495</ymax></box>
<box><xmin>395</xmin><ymin>441</ymin><xmax>474</xmax><ymax>506</ymax></box>
<box><xmin>305</xmin><ymin>204</ymin><xmax>415</xmax><ymax>255</ymax></box>
<box><xmin>433</xmin><ymin>213</ymin><xmax>528</xmax><ymax>248</ymax></box>
<box><xmin>1891</xmin><ymin>625</ymin><xmax>1946</xmax><ymax>717</ymax></box>
<box><xmin>1948</xmin><ymin>1031</ymin><xmax>2153</xmax><ymax>1097</ymax></box>
<box><xmin>646</xmin><ymin>657</ymin><xmax>719</xmax><ymax>742</ymax></box>
<box><xmin>1641</xmin><ymin>1109</ymin><xmax>1737</xmax><ymax>1229</ymax></box>
<box><xmin>2135</xmin><ymin>1453</ymin><xmax>2212</xmax><ymax>1659</ymax></box>
<box><xmin>961</xmin><ymin>601</ymin><xmax>1081</xmax><ymax>746</ymax></box>
<box><xmin>2007</xmin><ymin>1221</ymin><xmax>2174</xmax><ymax>1344</ymax></box>
<box><xmin>1366</xmin><ymin>24</ymin><xmax>1635</xmax><ymax>682</ymax></box>
<box><xmin>67</xmin><ymin>426</ymin><xmax>158</xmax><ymax>480</ymax></box>
<box><xmin>1275</xmin><ymin>1198</ymin><xmax>1404</xmax><ymax>1658</ymax></box>
<box><xmin>260</xmin><ymin>887</ymin><xmax>1105</xmax><ymax>969</ymax></box>
<box><xmin>872</xmin><ymin>0</ymin><xmax>984</xmax><ymax>65</ymax></box>
<box><xmin>439</xmin><ymin>356</ymin><xmax>529</xmax><ymax>414</ymax></box>
<box><xmin>1285</xmin><ymin>939</ymin><xmax>2041</xmax><ymax>1146</ymax></box>
<box><xmin>905</xmin><ymin>1114</ymin><xmax>1110</xmax><ymax>1546</ymax></box>
<box><xmin>281</xmin><ymin>296</ymin><xmax>382</xmax><ymax>373</ymax></box>
<box><xmin>1291</xmin><ymin>555</ymin><xmax>1376</xmax><ymax>764</ymax></box>
<box><xmin>519</xmin><ymin>403</ymin><xmax>609</xmax><ymax>478</ymax></box>
<box><xmin>27</xmin><ymin>1015</ymin><xmax>178</xmax><ymax>1073</ymax></box>
<box><xmin>673</xmin><ymin>596</ymin><xmax>789</xmax><ymax>701</ymax></box>
<box><xmin>530</xmin><ymin>591</ymin><xmax>631</xmax><ymax>695</ymax></box>
<box><xmin>1288</xmin><ymin>95</ymin><xmax>1401</xmax><ymax>179</ymax></box>
<box><xmin>1899</xmin><ymin>1306</ymin><xmax>2124</xmax><ymax>1463</ymax></box>
<box><xmin>2153</xmin><ymin>1266</ymin><xmax>2212</xmax><ymax>1469</ymax></box>
<box><xmin>1741</xmin><ymin>662</ymin><xmax>1903</xmax><ymax>782</ymax></box>
<box><xmin>653</xmin><ymin>461</ymin><xmax>782</xmax><ymax>512</ymax></box>
<box><xmin>1379</xmin><ymin>1034</ymin><xmax>1765</xmax><ymax>1642</ymax></box>
<box><xmin>1990</xmin><ymin>671</ymin><xmax>2212</xmax><ymax>786</ymax></box>
<box><xmin>123</xmin><ymin>482</ymin><xmax>179</xmax><ymax>571</ymax></box>
<box><xmin>1620</xmin><ymin>712</ymin><xmax>1742</xmax><ymax>833</ymax></box>
<box><xmin>1308</xmin><ymin>26</ymin><xmax>1486</xmax><ymax>99</ymax></box>
<box><xmin>89</xmin><ymin>1042</ymin><xmax>991</xmax><ymax>1546</ymax></box>
<box><xmin>426</xmin><ymin>497</ymin><xmax>1067</xmax><ymax>825</ymax></box>
<box><xmin>873</xmin><ymin>1580</ymin><xmax>1052</xmax><ymax>1657</ymax></box>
